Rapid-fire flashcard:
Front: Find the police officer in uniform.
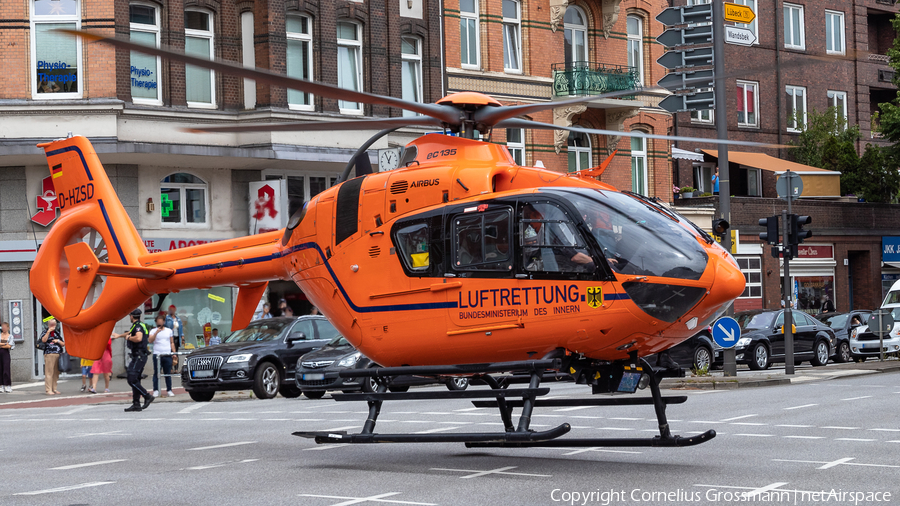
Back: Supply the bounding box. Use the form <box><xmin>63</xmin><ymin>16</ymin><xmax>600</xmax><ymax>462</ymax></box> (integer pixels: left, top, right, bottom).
<box><xmin>115</xmin><ymin>309</ymin><xmax>153</xmax><ymax>412</ymax></box>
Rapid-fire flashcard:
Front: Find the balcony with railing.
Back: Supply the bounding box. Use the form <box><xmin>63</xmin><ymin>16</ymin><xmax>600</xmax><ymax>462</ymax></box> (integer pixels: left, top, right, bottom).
<box><xmin>551</xmin><ymin>62</ymin><xmax>640</xmax><ymax>98</ymax></box>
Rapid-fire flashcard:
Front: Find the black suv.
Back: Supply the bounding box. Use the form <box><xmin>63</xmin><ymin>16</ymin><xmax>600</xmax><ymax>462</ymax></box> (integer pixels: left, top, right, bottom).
<box><xmin>181</xmin><ymin>316</ymin><xmax>339</xmax><ymax>401</ymax></box>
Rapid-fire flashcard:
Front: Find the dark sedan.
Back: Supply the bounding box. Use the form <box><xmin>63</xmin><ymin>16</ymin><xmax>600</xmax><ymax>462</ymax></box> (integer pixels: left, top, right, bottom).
<box><xmin>296</xmin><ymin>336</ymin><xmax>469</xmax><ymax>398</ymax></box>
<box><xmin>815</xmin><ymin>311</ymin><xmax>870</xmax><ymax>363</ymax></box>
<box><xmin>733</xmin><ymin>310</ymin><xmax>836</xmax><ymax>370</ymax></box>
<box><xmin>181</xmin><ymin>316</ymin><xmax>340</xmax><ymax>401</ymax></box>
<box><xmin>647</xmin><ymin>328</ymin><xmax>720</xmax><ymax>371</ymax></box>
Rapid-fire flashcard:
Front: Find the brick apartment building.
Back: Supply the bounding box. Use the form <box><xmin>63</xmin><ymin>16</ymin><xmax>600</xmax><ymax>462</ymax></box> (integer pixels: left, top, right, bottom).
<box><xmin>443</xmin><ymin>0</ymin><xmax>675</xmax><ymax>199</ymax></box>
<box><xmin>667</xmin><ymin>0</ymin><xmax>900</xmax><ymax>315</ymax></box>
<box><xmin>0</xmin><ymin>0</ymin><xmax>442</xmax><ymax>382</ymax></box>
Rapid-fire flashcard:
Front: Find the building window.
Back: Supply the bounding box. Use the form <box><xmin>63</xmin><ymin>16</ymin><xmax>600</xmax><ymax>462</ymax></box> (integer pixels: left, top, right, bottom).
<box><xmin>129</xmin><ymin>4</ymin><xmax>161</xmax><ymax>105</ymax></box>
<box><xmin>337</xmin><ymin>21</ymin><xmax>363</xmax><ymax>114</ymax></box>
<box><xmin>737</xmin><ymin>80</ymin><xmax>759</xmax><ymax>127</ymax></box>
<box><xmin>691</xmin><ymin>109</ymin><xmax>713</xmax><ymax>123</ymax></box>
<box><xmin>737</xmin><ymin>256</ymin><xmax>762</xmax><ymax>298</ymax></box>
<box><xmin>631</xmin><ymin>135</ymin><xmax>647</xmax><ymax>196</ymax></box>
<box><xmin>184</xmin><ymin>10</ymin><xmax>215</xmax><ymax>107</ymax></box>
<box><xmin>732</xmin><ymin>0</ymin><xmax>757</xmax><ymax>41</ymax></box>
<box><xmin>564</xmin><ymin>6</ymin><xmax>588</xmax><ymax>66</ymax></box>
<box><xmin>825</xmin><ymin>10</ymin><xmax>845</xmax><ymax>55</ymax></box>
<box><xmin>783</xmin><ymin>3</ymin><xmax>805</xmax><ymax>50</ymax></box>
<box><xmin>506</xmin><ymin>128</ymin><xmax>525</xmax><ymax>165</ymax></box>
<box><xmin>502</xmin><ymin>0</ymin><xmax>521</xmax><ymax>72</ymax></box>
<box><xmin>241</xmin><ymin>11</ymin><xmax>256</xmax><ymax>109</ymax></box>
<box><xmin>460</xmin><ymin>0</ymin><xmax>479</xmax><ymax>68</ymax></box>
<box><xmin>747</xmin><ymin>168</ymin><xmax>761</xmax><ymax>196</ymax></box>
<box><xmin>286</xmin><ymin>14</ymin><xmax>313</xmax><ymax>110</ymax></box>
<box><xmin>401</xmin><ymin>36</ymin><xmax>423</xmax><ymax>117</ymax></box>
<box><xmin>627</xmin><ymin>15</ymin><xmax>643</xmax><ymax>86</ymax></box>
<box><xmin>828</xmin><ymin>90</ymin><xmax>848</xmax><ymax>126</ymax></box>
<box><xmin>31</xmin><ymin>0</ymin><xmax>82</xmax><ymax>99</ymax></box>
<box><xmin>786</xmin><ymin>85</ymin><xmax>807</xmax><ymax>132</ymax></box>
<box><xmin>160</xmin><ymin>173</ymin><xmax>208</xmax><ymax>227</ymax></box>
<box><xmin>567</xmin><ymin>131</ymin><xmax>591</xmax><ymax>173</ymax></box>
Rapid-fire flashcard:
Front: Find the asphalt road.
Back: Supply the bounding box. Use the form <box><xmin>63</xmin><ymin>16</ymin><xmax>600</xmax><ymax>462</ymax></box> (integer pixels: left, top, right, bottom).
<box><xmin>2</xmin><ymin>374</ymin><xmax>898</xmax><ymax>506</ymax></box>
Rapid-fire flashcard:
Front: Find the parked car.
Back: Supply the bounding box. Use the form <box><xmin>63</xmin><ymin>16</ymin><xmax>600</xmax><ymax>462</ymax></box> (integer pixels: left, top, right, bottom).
<box><xmin>815</xmin><ymin>311</ymin><xmax>871</xmax><ymax>363</ymax></box>
<box><xmin>733</xmin><ymin>310</ymin><xmax>836</xmax><ymax>370</ymax></box>
<box><xmin>849</xmin><ymin>308</ymin><xmax>900</xmax><ymax>361</ymax></box>
<box><xmin>647</xmin><ymin>328</ymin><xmax>720</xmax><ymax>371</ymax></box>
<box><xmin>296</xmin><ymin>336</ymin><xmax>469</xmax><ymax>398</ymax></box>
<box><xmin>181</xmin><ymin>316</ymin><xmax>340</xmax><ymax>401</ymax></box>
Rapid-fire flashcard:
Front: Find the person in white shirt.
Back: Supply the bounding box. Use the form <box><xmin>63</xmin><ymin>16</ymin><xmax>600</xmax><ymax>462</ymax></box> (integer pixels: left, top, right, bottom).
<box><xmin>149</xmin><ymin>314</ymin><xmax>176</xmax><ymax>398</ymax></box>
<box><xmin>209</xmin><ymin>328</ymin><xmax>221</xmax><ymax>346</ymax></box>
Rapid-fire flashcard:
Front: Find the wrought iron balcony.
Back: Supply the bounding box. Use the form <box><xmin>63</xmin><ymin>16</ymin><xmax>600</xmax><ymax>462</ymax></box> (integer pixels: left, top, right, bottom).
<box><xmin>552</xmin><ymin>62</ymin><xmax>640</xmax><ymax>98</ymax></box>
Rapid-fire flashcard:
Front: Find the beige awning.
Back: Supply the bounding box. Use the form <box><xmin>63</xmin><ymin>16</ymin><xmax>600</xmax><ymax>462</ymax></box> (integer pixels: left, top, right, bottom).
<box><xmin>700</xmin><ymin>150</ymin><xmax>841</xmax><ymax>198</ymax></box>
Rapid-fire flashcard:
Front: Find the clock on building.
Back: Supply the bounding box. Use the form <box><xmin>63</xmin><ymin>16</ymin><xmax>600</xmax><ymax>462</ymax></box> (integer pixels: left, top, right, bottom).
<box><xmin>378</xmin><ymin>148</ymin><xmax>402</xmax><ymax>172</ymax></box>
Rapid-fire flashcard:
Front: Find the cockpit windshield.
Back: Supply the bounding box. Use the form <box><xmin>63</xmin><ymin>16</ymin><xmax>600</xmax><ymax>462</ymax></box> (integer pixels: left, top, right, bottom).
<box><xmin>561</xmin><ymin>189</ymin><xmax>709</xmax><ymax>280</ymax></box>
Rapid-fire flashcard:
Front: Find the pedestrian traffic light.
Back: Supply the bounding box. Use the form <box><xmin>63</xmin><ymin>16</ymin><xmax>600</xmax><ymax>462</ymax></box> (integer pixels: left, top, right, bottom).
<box><xmin>759</xmin><ymin>215</ymin><xmax>779</xmax><ymax>245</ymax></box>
<box><xmin>791</xmin><ymin>215</ymin><xmax>812</xmax><ymax>244</ymax></box>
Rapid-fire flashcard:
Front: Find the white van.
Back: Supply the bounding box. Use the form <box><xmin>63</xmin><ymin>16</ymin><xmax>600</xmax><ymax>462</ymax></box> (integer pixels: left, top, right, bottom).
<box><xmin>849</xmin><ymin>280</ymin><xmax>900</xmax><ymax>361</ymax></box>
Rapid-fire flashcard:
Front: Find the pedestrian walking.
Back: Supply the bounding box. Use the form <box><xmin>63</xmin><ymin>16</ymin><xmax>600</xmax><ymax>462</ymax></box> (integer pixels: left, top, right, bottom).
<box><xmin>80</xmin><ymin>358</ymin><xmax>94</xmax><ymax>393</ymax></box>
<box><xmin>114</xmin><ymin>309</ymin><xmax>153</xmax><ymax>412</ymax></box>
<box><xmin>0</xmin><ymin>322</ymin><xmax>13</xmax><ymax>393</ymax></box>
<box><xmin>40</xmin><ymin>319</ymin><xmax>64</xmax><ymax>395</ymax></box>
<box><xmin>149</xmin><ymin>314</ymin><xmax>175</xmax><ymax>398</ymax></box>
<box><xmin>90</xmin><ymin>335</ymin><xmax>119</xmax><ymax>393</ymax></box>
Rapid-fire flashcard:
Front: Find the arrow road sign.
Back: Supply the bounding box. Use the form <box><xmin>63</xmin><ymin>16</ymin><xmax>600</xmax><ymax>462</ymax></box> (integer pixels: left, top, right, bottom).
<box><xmin>712</xmin><ymin>317</ymin><xmax>741</xmax><ymax>349</ymax></box>
<box><xmin>657</xmin><ymin>47</ymin><xmax>714</xmax><ymax>71</ymax></box>
<box><xmin>659</xmin><ymin>92</ymin><xmax>715</xmax><ymax>113</ymax></box>
<box><xmin>657</xmin><ymin>24</ymin><xmax>713</xmax><ymax>48</ymax></box>
<box><xmin>776</xmin><ymin>172</ymin><xmax>803</xmax><ymax>201</ymax></box>
<box><xmin>725</xmin><ymin>26</ymin><xmax>757</xmax><ymax>46</ymax></box>
<box><xmin>656</xmin><ymin>3</ymin><xmax>713</xmax><ymax>26</ymax></box>
<box><xmin>724</xmin><ymin>2</ymin><xmax>756</xmax><ymax>23</ymax></box>
<box><xmin>657</xmin><ymin>69</ymin><xmax>714</xmax><ymax>91</ymax></box>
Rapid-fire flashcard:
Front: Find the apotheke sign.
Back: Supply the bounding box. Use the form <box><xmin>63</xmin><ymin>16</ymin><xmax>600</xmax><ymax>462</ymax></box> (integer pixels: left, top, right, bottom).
<box><xmin>143</xmin><ymin>238</ymin><xmax>226</xmax><ymax>253</ymax></box>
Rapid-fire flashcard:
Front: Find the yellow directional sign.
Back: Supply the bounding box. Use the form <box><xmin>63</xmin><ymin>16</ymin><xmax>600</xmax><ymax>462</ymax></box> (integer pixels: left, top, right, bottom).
<box><xmin>724</xmin><ymin>2</ymin><xmax>755</xmax><ymax>23</ymax></box>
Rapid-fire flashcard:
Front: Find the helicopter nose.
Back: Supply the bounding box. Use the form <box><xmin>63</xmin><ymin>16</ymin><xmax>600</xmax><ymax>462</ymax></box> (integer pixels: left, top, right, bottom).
<box><xmin>706</xmin><ymin>252</ymin><xmax>746</xmax><ymax>312</ymax></box>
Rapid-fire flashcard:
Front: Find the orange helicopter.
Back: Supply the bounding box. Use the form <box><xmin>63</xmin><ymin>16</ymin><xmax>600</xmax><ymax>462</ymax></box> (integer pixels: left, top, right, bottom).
<box><xmin>31</xmin><ymin>31</ymin><xmax>758</xmax><ymax>448</ymax></box>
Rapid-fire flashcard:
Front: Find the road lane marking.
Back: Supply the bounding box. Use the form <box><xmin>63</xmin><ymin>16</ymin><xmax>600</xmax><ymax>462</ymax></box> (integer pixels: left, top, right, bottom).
<box><xmin>185</xmin><ymin>459</ymin><xmax>258</xmax><ymax>470</ymax></box>
<box><xmin>178</xmin><ymin>403</ymin><xmax>209</xmax><ymax>414</ymax></box>
<box><xmin>298</xmin><ymin>492</ymin><xmax>436</xmax><ymax>506</ymax></box>
<box><xmin>430</xmin><ymin>466</ymin><xmax>551</xmax><ymax>479</ymax></box>
<box><xmin>60</xmin><ymin>405</ymin><xmax>96</xmax><ymax>416</ymax></box>
<box><xmin>835</xmin><ymin>438</ymin><xmax>876</xmax><ymax>442</ymax></box>
<box><xmin>777</xmin><ymin>424</ymin><xmax>813</xmax><ymax>428</ymax></box>
<box><xmin>731</xmin><ymin>422</ymin><xmax>767</xmax><ymax>426</ymax></box>
<box><xmin>734</xmin><ymin>434</ymin><xmax>774</xmax><ymax>437</ymax></box>
<box><xmin>745</xmin><ymin>482</ymin><xmax>790</xmax><ymax>499</ymax></box>
<box><xmin>721</xmin><ymin>414</ymin><xmax>756</xmax><ymax>422</ymax></box>
<box><xmin>783</xmin><ymin>436</ymin><xmax>825</xmax><ymax>439</ymax></box>
<box><xmin>821</xmin><ymin>426</ymin><xmax>859</xmax><ymax>430</ymax></box>
<box><xmin>608</xmin><ymin>417</ymin><xmax>643</xmax><ymax>421</ymax></box>
<box><xmin>818</xmin><ymin>457</ymin><xmax>855</xmax><ymax>469</ymax></box>
<box><xmin>773</xmin><ymin>458</ymin><xmax>900</xmax><ymax>469</ymax></box>
<box><xmin>415</xmin><ymin>427</ymin><xmax>459</xmax><ymax>434</ymax></box>
<box><xmin>554</xmin><ymin>406</ymin><xmax>595</xmax><ymax>412</ymax></box>
<box><xmin>597</xmin><ymin>427</ymin><xmax>635</xmax><ymax>431</ymax></box>
<box><xmin>303</xmin><ymin>444</ymin><xmax>351</xmax><ymax>451</ymax></box>
<box><xmin>187</xmin><ymin>441</ymin><xmax>257</xmax><ymax>451</ymax></box>
<box><xmin>870</xmin><ymin>428</ymin><xmax>900</xmax><ymax>432</ymax></box>
<box><xmin>453</xmin><ymin>407</ymin><xmax>482</xmax><ymax>412</ymax></box>
<box><xmin>318</xmin><ymin>426</ymin><xmax>359</xmax><ymax>432</ymax></box>
<box><xmin>561</xmin><ymin>447</ymin><xmax>642</xmax><ymax>456</ymax></box>
<box><xmin>841</xmin><ymin>396</ymin><xmax>873</xmax><ymax>401</ymax></box>
<box><xmin>784</xmin><ymin>404</ymin><xmax>817</xmax><ymax>410</ymax></box>
<box><xmin>67</xmin><ymin>430</ymin><xmax>130</xmax><ymax>439</ymax></box>
<box><xmin>50</xmin><ymin>459</ymin><xmax>127</xmax><ymax>470</ymax></box>
<box><xmin>14</xmin><ymin>482</ymin><xmax>115</xmax><ymax>495</ymax></box>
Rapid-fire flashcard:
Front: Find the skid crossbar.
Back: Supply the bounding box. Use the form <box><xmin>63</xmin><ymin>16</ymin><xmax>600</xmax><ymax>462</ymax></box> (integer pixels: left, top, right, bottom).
<box><xmin>471</xmin><ymin>395</ymin><xmax>688</xmax><ymax>408</ymax></box>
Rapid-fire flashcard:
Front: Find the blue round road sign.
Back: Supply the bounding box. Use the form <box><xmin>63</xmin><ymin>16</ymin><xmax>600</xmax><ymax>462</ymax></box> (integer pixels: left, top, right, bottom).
<box><xmin>712</xmin><ymin>317</ymin><xmax>741</xmax><ymax>349</ymax></box>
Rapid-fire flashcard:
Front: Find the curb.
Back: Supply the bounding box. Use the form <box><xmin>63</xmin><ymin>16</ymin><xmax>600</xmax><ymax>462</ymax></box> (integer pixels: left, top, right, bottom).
<box><xmin>662</xmin><ymin>362</ymin><xmax>900</xmax><ymax>390</ymax></box>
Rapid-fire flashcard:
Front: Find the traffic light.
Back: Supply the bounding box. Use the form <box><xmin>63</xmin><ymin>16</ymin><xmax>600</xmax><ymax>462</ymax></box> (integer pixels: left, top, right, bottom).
<box><xmin>791</xmin><ymin>215</ymin><xmax>812</xmax><ymax>244</ymax></box>
<box><xmin>711</xmin><ymin>219</ymin><xmax>730</xmax><ymax>235</ymax></box>
<box><xmin>758</xmin><ymin>215</ymin><xmax>779</xmax><ymax>245</ymax></box>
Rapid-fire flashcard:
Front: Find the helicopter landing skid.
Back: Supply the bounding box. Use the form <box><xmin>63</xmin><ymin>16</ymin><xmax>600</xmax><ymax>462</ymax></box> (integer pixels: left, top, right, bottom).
<box><xmin>292</xmin><ymin>358</ymin><xmax>716</xmax><ymax>448</ymax></box>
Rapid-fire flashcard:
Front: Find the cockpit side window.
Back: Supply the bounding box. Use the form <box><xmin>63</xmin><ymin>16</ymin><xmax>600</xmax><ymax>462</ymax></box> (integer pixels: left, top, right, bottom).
<box><xmin>395</xmin><ymin>222</ymin><xmax>431</xmax><ymax>273</ymax></box>
<box><xmin>452</xmin><ymin>208</ymin><xmax>513</xmax><ymax>271</ymax></box>
<box><xmin>519</xmin><ymin>202</ymin><xmax>594</xmax><ymax>275</ymax></box>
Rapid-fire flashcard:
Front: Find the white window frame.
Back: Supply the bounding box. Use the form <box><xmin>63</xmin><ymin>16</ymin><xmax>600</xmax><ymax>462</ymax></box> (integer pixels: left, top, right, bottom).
<box><xmin>627</xmin><ymin>15</ymin><xmax>644</xmax><ymax>86</ymax></box>
<box><xmin>459</xmin><ymin>0</ymin><xmax>480</xmax><ymax>69</ymax></box>
<box><xmin>184</xmin><ymin>9</ymin><xmax>216</xmax><ymax>109</ymax></box>
<box><xmin>563</xmin><ymin>6</ymin><xmax>588</xmax><ymax>65</ymax></box>
<box><xmin>159</xmin><ymin>173</ymin><xmax>210</xmax><ymax>229</ymax></box>
<box><xmin>783</xmin><ymin>3</ymin><xmax>805</xmax><ymax>51</ymax></box>
<box><xmin>732</xmin><ymin>0</ymin><xmax>758</xmax><ymax>43</ymax></box>
<box><xmin>241</xmin><ymin>11</ymin><xmax>256</xmax><ymax>109</ymax></box>
<box><xmin>631</xmin><ymin>134</ymin><xmax>648</xmax><ymax>196</ymax></box>
<box><xmin>691</xmin><ymin>88</ymin><xmax>714</xmax><ymax>123</ymax></box>
<box><xmin>737</xmin><ymin>256</ymin><xmax>762</xmax><ymax>299</ymax></box>
<box><xmin>129</xmin><ymin>2</ymin><xmax>162</xmax><ymax>106</ymax></box>
<box><xmin>567</xmin><ymin>131</ymin><xmax>591</xmax><ymax>173</ymax></box>
<box><xmin>736</xmin><ymin>80</ymin><xmax>759</xmax><ymax>128</ymax></box>
<box><xmin>401</xmin><ymin>36</ymin><xmax>423</xmax><ymax>117</ymax></box>
<box><xmin>786</xmin><ymin>85</ymin><xmax>807</xmax><ymax>132</ymax></box>
<box><xmin>825</xmin><ymin>10</ymin><xmax>845</xmax><ymax>55</ymax></box>
<box><xmin>286</xmin><ymin>13</ymin><xmax>314</xmax><ymax>111</ymax></box>
<box><xmin>502</xmin><ymin>0</ymin><xmax>522</xmax><ymax>73</ymax></box>
<box><xmin>827</xmin><ymin>90</ymin><xmax>848</xmax><ymax>125</ymax></box>
<box><xmin>336</xmin><ymin>20</ymin><xmax>364</xmax><ymax>115</ymax></box>
<box><xmin>30</xmin><ymin>0</ymin><xmax>83</xmax><ymax>100</ymax></box>
<box><xmin>747</xmin><ymin>168</ymin><xmax>761</xmax><ymax>197</ymax></box>
<box><xmin>506</xmin><ymin>128</ymin><xmax>525</xmax><ymax>165</ymax></box>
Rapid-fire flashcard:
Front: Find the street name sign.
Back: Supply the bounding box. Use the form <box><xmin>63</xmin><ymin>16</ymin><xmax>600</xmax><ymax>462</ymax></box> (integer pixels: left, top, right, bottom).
<box><xmin>724</xmin><ymin>3</ymin><xmax>756</xmax><ymax>23</ymax></box>
<box><xmin>725</xmin><ymin>26</ymin><xmax>757</xmax><ymax>46</ymax></box>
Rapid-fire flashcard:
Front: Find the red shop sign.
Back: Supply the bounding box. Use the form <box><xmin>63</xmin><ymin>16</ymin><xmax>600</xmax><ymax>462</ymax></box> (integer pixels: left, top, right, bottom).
<box><xmin>797</xmin><ymin>245</ymin><xmax>833</xmax><ymax>259</ymax></box>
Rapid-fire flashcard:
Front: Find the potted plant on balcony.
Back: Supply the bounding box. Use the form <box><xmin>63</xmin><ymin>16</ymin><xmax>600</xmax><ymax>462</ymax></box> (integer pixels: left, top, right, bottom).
<box><xmin>680</xmin><ymin>186</ymin><xmax>696</xmax><ymax>198</ymax></box>
<box><xmin>673</xmin><ymin>184</ymin><xmax>681</xmax><ymax>199</ymax></box>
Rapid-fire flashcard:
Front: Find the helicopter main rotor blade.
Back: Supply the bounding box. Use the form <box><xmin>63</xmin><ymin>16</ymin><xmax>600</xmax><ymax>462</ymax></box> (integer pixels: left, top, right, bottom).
<box><xmin>474</xmin><ymin>86</ymin><xmax>663</xmax><ymax>126</ymax></box>
<box><xmin>497</xmin><ymin>118</ymin><xmax>790</xmax><ymax>149</ymax></box>
<box><xmin>185</xmin><ymin>116</ymin><xmax>442</xmax><ymax>133</ymax></box>
<box><xmin>61</xmin><ymin>30</ymin><xmax>461</xmax><ymax>124</ymax></box>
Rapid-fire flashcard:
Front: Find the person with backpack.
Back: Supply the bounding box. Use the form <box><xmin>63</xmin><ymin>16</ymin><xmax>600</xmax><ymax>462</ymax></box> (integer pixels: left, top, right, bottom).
<box><xmin>114</xmin><ymin>309</ymin><xmax>153</xmax><ymax>412</ymax></box>
<box><xmin>39</xmin><ymin>319</ymin><xmax>64</xmax><ymax>395</ymax></box>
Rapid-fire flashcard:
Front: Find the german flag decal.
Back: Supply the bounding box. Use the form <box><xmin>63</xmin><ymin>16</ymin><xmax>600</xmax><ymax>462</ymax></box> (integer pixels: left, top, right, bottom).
<box><xmin>51</xmin><ymin>163</ymin><xmax>63</xmax><ymax>179</ymax></box>
<box><xmin>587</xmin><ymin>287</ymin><xmax>603</xmax><ymax>309</ymax></box>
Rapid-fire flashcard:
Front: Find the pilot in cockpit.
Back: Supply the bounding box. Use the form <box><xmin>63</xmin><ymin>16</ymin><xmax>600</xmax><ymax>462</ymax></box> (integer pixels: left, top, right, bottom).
<box><xmin>522</xmin><ymin>204</ymin><xmax>593</xmax><ymax>272</ymax></box>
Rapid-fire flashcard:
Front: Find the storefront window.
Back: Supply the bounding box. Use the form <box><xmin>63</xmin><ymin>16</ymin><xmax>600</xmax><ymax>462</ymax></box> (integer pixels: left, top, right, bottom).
<box><xmin>155</xmin><ymin>287</ymin><xmax>234</xmax><ymax>349</ymax></box>
<box><xmin>32</xmin><ymin>0</ymin><xmax>82</xmax><ymax>98</ymax></box>
<box><xmin>793</xmin><ymin>276</ymin><xmax>834</xmax><ymax>313</ymax></box>
<box><xmin>160</xmin><ymin>173</ymin><xmax>208</xmax><ymax>227</ymax></box>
